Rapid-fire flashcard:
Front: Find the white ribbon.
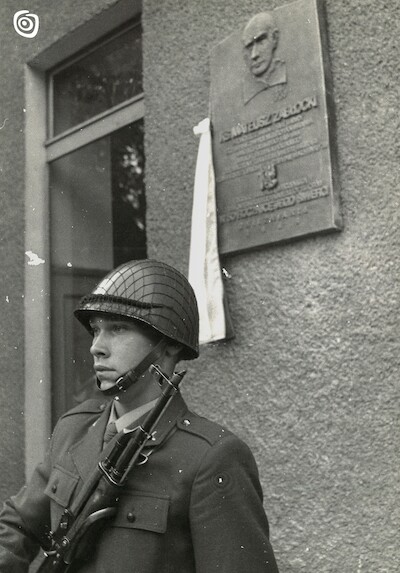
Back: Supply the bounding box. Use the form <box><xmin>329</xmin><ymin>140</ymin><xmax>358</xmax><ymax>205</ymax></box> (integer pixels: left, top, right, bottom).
<box><xmin>189</xmin><ymin>118</ymin><xmax>226</xmax><ymax>344</ymax></box>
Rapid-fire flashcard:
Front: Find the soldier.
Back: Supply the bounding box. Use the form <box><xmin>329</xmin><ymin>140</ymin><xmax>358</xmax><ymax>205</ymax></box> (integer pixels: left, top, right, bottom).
<box><xmin>0</xmin><ymin>259</ymin><xmax>279</xmax><ymax>572</ymax></box>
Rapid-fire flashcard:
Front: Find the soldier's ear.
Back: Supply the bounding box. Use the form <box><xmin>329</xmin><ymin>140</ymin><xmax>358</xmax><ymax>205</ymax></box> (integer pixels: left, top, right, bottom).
<box><xmin>165</xmin><ymin>342</ymin><xmax>183</xmax><ymax>359</ymax></box>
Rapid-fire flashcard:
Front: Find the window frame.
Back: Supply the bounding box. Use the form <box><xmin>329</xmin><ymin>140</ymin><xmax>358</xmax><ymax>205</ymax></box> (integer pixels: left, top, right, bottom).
<box><xmin>46</xmin><ymin>94</ymin><xmax>144</xmax><ymax>162</ymax></box>
<box><xmin>24</xmin><ymin>0</ymin><xmax>142</xmax><ymax>479</ymax></box>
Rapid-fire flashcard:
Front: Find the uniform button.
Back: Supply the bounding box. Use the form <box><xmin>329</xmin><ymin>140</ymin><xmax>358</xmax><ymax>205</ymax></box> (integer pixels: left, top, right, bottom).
<box><xmin>99</xmin><ymin>403</ymin><xmax>106</xmax><ymax>411</ymax></box>
<box><xmin>183</xmin><ymin>419</ymin><xmax>191</xmax><ymax>426</ymax></box>
<box><xmin>126</xmin><ymin>512</ymin><xmax>136</xmax><ymax>523</ymax></box>
<box><xmin>51</xmin><ymin>484</ymin><xmax>58</xmax><ymax>493</ymax></box>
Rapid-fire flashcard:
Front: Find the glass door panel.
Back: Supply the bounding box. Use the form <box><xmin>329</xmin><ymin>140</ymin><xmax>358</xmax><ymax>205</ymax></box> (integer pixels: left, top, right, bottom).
<box><xmin>49</xmin><ymin>120</ymin><xmax>146</xmax><ymax>421</ymax></box>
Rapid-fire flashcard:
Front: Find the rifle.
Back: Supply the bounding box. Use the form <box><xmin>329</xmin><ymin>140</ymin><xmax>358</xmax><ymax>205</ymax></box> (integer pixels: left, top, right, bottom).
<box><xmin>37</xmin><ymin>366</ymin><xmax>186</xmax><ymax>572</ymax></box>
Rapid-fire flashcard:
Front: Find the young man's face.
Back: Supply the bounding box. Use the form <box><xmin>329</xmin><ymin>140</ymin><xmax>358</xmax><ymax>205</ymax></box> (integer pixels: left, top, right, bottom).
<box><xmin>89</xmin><ymin>314</ymin><xmax>160</xmax><ymax>392</ymax></box>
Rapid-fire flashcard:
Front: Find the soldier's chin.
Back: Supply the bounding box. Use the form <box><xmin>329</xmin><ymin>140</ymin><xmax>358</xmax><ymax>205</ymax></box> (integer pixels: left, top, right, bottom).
<box><xmin>99</xmin><ymin>380</ymin><xmax>117</xmax><ymax>391</ymax></box>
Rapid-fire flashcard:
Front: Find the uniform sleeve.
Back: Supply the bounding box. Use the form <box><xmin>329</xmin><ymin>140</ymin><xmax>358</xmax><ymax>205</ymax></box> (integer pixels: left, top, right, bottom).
<box><xmin>0</xmin><ymin>447</ymin><xmax>52</xmax><ymax>572</ymax></box>
<box><xmin>189</xmin><ymin>434</ymin><xmax>279</xmax><ymax>573</ymax></box>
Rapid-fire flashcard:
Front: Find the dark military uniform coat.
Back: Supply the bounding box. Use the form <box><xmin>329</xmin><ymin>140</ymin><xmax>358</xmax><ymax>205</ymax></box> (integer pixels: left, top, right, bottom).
<box><xmin>0</xmin><ymin>393</ymin><xmax>279</xmax><ymax>572</ymax></box>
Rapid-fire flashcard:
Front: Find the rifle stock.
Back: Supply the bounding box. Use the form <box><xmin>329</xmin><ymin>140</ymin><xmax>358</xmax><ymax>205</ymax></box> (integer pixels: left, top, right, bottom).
<box><xmin>37</xmin><ymin>368</ymin><xmax>186</xmax><ymax>572</ymax></box>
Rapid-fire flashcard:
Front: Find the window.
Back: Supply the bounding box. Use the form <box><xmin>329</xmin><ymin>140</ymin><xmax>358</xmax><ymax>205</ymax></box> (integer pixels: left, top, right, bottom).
<box><xmin>51</xmin><ymin>24</ymin><xmax>142</xmax><ymax>135</ymax></box>
<box><xmin>46</xmin><ymin>19</ymin><xmax>145</xmax><ymax>421</ymax></box>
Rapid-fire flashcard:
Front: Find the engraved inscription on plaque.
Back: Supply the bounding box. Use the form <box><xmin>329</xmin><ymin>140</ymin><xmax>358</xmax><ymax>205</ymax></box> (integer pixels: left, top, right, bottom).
<box><xmin>210</xmin><ymin>0</ymin><xmax>342</xmax><ymax>255</ymax></box>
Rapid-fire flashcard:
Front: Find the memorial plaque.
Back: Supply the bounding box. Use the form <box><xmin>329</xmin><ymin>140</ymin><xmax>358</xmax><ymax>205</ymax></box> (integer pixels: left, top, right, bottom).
<box><xmin>210</xmin><ymin>0</ymin><xmax>342</xmax><ymax>255</ymax></box>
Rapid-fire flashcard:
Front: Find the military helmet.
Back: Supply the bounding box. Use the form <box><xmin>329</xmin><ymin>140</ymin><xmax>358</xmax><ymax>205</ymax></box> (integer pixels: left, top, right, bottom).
<box><xmin>74</xmin><ymin>259</ymin><xmax>199</xmax><ymax>360</ymax></box>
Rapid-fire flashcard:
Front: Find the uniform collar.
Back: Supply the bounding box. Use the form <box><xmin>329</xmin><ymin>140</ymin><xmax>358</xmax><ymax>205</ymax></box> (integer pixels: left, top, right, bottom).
<box><xmin>70</xmin><ymin>392</ymin><xmax>188</xmax><ymax>481</ymax></box>
<box><xmin>109</xmin><ymin>398</ymin><xmax>159</xmax><ymax>433</ymax></box>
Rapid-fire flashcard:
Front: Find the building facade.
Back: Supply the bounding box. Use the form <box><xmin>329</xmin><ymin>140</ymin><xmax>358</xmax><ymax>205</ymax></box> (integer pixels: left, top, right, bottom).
<box><xmin>0</xmin><ymin>0</ymin><xmax>399</xmax><ymax>571</ymax></box>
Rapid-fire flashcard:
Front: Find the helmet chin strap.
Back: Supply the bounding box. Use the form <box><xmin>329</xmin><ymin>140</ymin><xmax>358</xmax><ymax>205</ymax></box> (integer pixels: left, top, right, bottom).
<box><xmin>97</xmin><ymin>339</ymin><xmax>168</xmax><ymax>397</ymax></box>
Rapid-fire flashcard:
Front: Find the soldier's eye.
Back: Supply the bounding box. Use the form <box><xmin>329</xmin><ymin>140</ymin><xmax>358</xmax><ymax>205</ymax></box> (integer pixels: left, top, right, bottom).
<box><xmin>113</xmin><ymin>323</ymin><xmax>127</xmax><ymax>333</ymax></box>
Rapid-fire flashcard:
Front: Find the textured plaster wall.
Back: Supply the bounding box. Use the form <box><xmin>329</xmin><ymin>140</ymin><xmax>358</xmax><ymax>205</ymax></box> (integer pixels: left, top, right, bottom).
<box><xmin>0</xmin><ymin>0</ymin><xmax>121</xmax><ymax>500</ymax></box>
<box><xmin>143</xmin><ymin>1</ymin><xmax>399</xmax><ymax>571</ymax></box>
<box><xmin>0</xmin><ymin>3</ymin><xmax>33</xmax><ymax>502</ymax></box>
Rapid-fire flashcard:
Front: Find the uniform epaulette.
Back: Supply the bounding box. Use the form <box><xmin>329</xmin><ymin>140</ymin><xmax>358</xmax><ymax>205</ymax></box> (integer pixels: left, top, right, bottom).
<box><xmin>177</xmin><ymin>411</ymin><xmax>232</xmax><ymax>446</ymax></box>
<box><xmin>59</xmin><ymin>398</ymin><xmax>110</xmax><ymax>419</ymax></box>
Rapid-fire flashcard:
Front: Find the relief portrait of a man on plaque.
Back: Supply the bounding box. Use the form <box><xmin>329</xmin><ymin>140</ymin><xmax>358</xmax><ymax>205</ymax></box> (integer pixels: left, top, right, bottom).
<box><xmin>242</xmin><ymin>11</ymin><xmax>288</xmax><ymax>104</ymax></box>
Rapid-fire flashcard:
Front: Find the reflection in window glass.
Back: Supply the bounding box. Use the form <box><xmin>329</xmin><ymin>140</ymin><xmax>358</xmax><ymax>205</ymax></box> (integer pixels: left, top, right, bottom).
<box><xmin>52</xmin><ymin>22</ymin><xmax>142</xmax><ymax>135</ymax></box>
<box><xmin>49</xmin><ymin>119</ymin><xmax>146</xmax><ymax>270</ymax></box>
<box><xmin>112</xmin><ymin>121</ymin><xmax>146</xmax><ymax>266</ymax></box>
